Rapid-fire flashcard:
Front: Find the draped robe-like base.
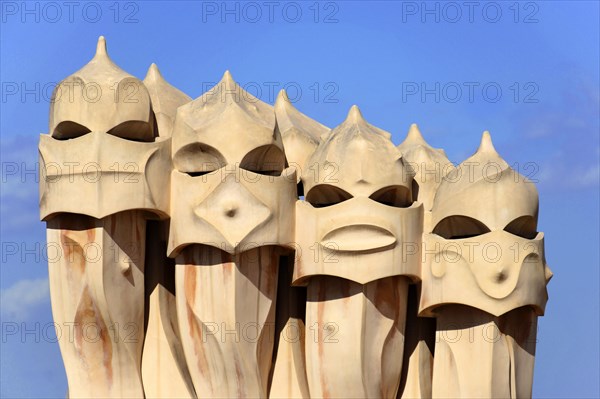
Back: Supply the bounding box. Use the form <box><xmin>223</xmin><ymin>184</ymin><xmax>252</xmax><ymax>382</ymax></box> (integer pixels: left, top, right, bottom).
<box><xmin>47</xmin><ymin>211</ymin><xmax>146</xmax><ymax>398</ymax></box>
<box><xmin>305</xmin><ymin>276</ymin><xmax>409</xmax><ymax>398</ymax></box>
<box><xmin>175</xmin><ymin>245</ymin><xmax>279</xmax><ymax>398</ymax></box>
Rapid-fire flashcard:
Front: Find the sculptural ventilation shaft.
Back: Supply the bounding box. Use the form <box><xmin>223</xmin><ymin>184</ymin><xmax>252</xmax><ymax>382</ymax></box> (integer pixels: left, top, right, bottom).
<box><xmin>39</xmin><ymin>36</ymin><xmax>551</xmax><ymax>398</ymax></box>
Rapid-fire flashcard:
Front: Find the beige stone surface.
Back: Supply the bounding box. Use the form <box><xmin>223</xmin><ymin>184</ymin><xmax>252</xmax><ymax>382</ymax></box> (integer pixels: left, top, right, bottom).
<box><xmin>269</xmin><ymin>259</ymin><xmax>310</xmax><ymax>399</ymax></box>
<box><xmin>40</xmin><ymin>37</ymin><xmax>171</xmax><ymax>221</ymax></box>
<box><xmin>294</xmin><ymin>107</ymin><xmax>420</xmax><ymax>398</ymax></box>
<box><xmin>46</xmin><ymin>212</ymin><xmax>146</xmax><ymax>398</ymax></box>
<box><xmin>432</xmin><ymin>306</ymin><xmax>538</xmax><ymax>398</ymax></box>
<box><xmin>171</xmin><ymin>71</ymin><xmax>285</xmax><ymax>174</ymax></box>
<box><xmin>430</xmin><ymin>132</ymin><xmax>539</xmax><ymax>235</ymax></box>
<box><xmin>49</xmin><ymin>37</ymin><xmax>154</xmax><ymax>141</ymax></box>
<box><xmin>142</xmin><ymin>222</ymin><xmax>195</xmax><ymax>398</ymax></box>
<box><xmin>396</xmin><ymin>126</ymin><xmax>447</xmax><ymax>399</ymax></box>
<box><xmin>168</xmin><ymin>72</ymin><xmax>296</xmax><ymax>397</ymax></box>
<box><xmin>39</xmin><ymin>38</ymin><xmax>552</xmax><ymax>398</ymax></box>
<box><xmin>294</xmin><ymin>106</ymin><xmax>422</xmax><ymax>286</ymax></box>
<box><xmin>39</xmin><ymin>131</ymin><xmax>170</xmax><ymax>220</ymax></box>
<box><xmin>305</xmin><ymin>276</ymin><xmax>409</xmax><ymax>398</ymax></box>
<box><xmin>421</xmin><ymin>132</ymin><xmax>552</xmax><ymax>399</ymax></box>
<box><xmin>167</xmin><ymin>166</ymin><xmax>296</xmax><ymax>257</ymax></box>
<box><xmin>397</xmin><ymin>284</ymin><xmax>435</xmax><ymax>399</ymax></box>
<box><xmin>397</xmin><ymin>123</ymin><xmax>454</xmax><ymax>233</ymax></box>
<box><xmin>274</xmin><ymin>90</ymin><xmax>329</xmax><ymax>185</ymax></box>
<box><xmin>420</xmin><ymin>132</ymin><xmax>552</xmax><ymax>317</ymax></box>
<box><xmin>175</xmin><ymin>246</ymin><xmax>280</xmax><ymax>397</ymax></box>
<box><xmin>302</xmin><ymin>106</ymin><xmax>413</xmax><ymax>199</ymax></box>
<box><xmin>41</xmin><ymin>37</ymin><xmax>171</xmax><ymax>398</ymax></box>
<box><xmin>143</xmin><ymin>63</ymin><xmax>192</xmax><ymax>138</ymax></box>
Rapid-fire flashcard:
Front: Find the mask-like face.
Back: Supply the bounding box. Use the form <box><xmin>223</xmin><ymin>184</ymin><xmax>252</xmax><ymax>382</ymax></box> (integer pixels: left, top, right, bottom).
<box><xmin>167</xmin><ymin>72</ymin><xmax>296</xmax><ymax>256</ymax></box>
<box><xmin>293</xmin><ymin>106</ymin><xmax>423</xmax><ymax>285</ymax></box>
<box><xmin>40</xmin><ymin>37</ymin><xmax>170</xmax><ymax>221</ymax></box>
<box><xmin>40</xmin><ymin>132</ymin><xmax>170</xmax><ymax>220</ymax></box>
<box><xmin>419</xmin><ymin>133</ymin><xmax>552</xmax><ymax>317</ymax></box>
<box><xmin>420</xmin><ymin>230</ymin><xmax>550</xmax><ymax>317</ymax></box>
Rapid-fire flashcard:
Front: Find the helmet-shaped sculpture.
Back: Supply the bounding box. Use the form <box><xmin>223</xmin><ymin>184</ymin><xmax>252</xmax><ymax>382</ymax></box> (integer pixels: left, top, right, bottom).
<box><xmin>168</xmin><ymin>71</ymin><xmax>296</xmax><ymax>255</ymax></box>
<box><xmin>294</xmin><ymin>105</ymin><xmax>423</xmax><ymax>284</ymax></box>
<box><xmin>40</xmin><ymin>36</ymin><xmax>170</xmax><ymax>220</ymax></box>
<box><xmin>420</xmin><ymin>131</ymin><xmax>552</xmax><ymax>317</ymax></box>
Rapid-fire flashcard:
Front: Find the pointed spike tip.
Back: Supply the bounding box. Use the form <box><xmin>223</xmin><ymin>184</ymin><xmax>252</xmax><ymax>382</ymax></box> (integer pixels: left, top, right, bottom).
<box><xmin>95</xmin><ymin>36</ymin><xmax>108</xmax><ymax>58</ymax></box>
<box><xmin>346</xmin><ymin>105</ymin><xmax>364</xmax><ymax>123</ymax></box>
<box><xmin>406</xmin><ymin>123</ymin><xmax>427</xmax><ymax>144</ymax></box>
<box><xmin>477</xmin><ymin>131</ymin><xmax>497</xmax><ymax>153</ymax></box>
<box><xmin>274</xmin><ymin>89</ymin><xmax>292</xmax><ymax>111</ymax></box>
<box><xmin>277</xmin><ymin>89</ymin><xmax>290</xmax><ymax>103</ymax></box>
<box><xmin>222</xmin><ymin>70</ymin><xmax>234</xmax><ymax>81</ymax></box>
<box><xmin>145</xmin><ymin>63</ymin><xmax>162</xmax><ymax>80</ymax></box>
<box><xmin>218</xmin><ymin>70</ymin><xmax>238</xmax><ymax>90</ymax></box>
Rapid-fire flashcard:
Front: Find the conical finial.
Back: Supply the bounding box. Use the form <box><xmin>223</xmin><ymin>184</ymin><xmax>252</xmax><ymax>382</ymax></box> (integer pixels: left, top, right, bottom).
<box><xmin>221</xmin><ymin>70</ymin><xmax>236</xmax><ymax>89</ymax></box>
<box><xmin>275</xmin><ymin>89</ymin><xmax>292</xmax><ymax>112</ymax></box>
<box><xmin>407</xmin><ymin>123</ymin><xmax>426</xmax><ymax>143</ymax></box>
<box><xmin>94</xmin><ymin>36</ymin><xmax>108</xmax><ymax>59</ymax></box>
<box><xmin>144</xmin><ymin>63</ymin><xmax>163</xmax><ymax>81</ymax></box>
<box><xmin>403</xmin><ymin>123</ymin><xmax>428</xmax><ymax>146</ymax></box>
<box><xmin>477</xmin><ymin>131</ymin><xmax>497</xmax><ymax>153</ymax></box>
<box><xmin>275</xmin><ymin>88</ymin><xmax>329</xmax><ymax>143</ymax></box>
<box><xmin>346</xmin><ymin>105</ymin><xmax>364</xmax><ymax>124</ymax></box>
<box><xmin>276</xmin><ymin>89</ymin><xmax>290</xmax><ymax>105</ymax></box>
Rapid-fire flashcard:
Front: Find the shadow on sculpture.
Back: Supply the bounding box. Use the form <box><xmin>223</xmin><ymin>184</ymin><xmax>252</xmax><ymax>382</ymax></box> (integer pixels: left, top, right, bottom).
<box><xmin>39</xmin><ymin>36</ymin><xmax>551</xmax><ymax>399</ymax></box>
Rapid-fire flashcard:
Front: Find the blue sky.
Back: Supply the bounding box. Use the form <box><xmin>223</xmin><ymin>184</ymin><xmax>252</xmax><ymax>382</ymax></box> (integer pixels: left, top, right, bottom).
<box><xmin>1</xmin><ymin>1</ymin><xmax>598</xmax><ymax>397</ymax></box>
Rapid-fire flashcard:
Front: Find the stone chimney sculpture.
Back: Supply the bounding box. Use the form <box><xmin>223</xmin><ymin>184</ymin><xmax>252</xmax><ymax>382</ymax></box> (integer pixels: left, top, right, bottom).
<box><xmin>167</xmin><ymin>71</ymin><xmax>297</xmax><ymax>397</ymax></box>
<box><xmin>293</xmin><ymin>106</ymin><xmax>422</xmax><ymax>398</ymax></box>
<box><xmin>396</xmin><ymin>124</ymin><xmax>453</xmax><ymax>398</ymax></box>
<box><xmin>39</xmin><ymin>37</ymin><xmax>551</xmax><ymax>399</ymax></box>
<box><xmin>419</xmin><ymin>131</ymin><xmax>552</xmax><ymax>398</ymax></box>
<box><xmin>40</xmin><ymin>37</ymin><xmax>170</xmax><ymax>397</ymax></box>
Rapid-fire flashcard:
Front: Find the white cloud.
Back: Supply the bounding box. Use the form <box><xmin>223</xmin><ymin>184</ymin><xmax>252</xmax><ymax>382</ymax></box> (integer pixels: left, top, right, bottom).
<box><xmin>0</xmin><ymin>278</ymin><xmax>50</xmax><ymax>321</ymax></box>
<box><xmin>572</xmin><ymin>164</ymin><xmax>600</xmax><ymax>188</ymax></box>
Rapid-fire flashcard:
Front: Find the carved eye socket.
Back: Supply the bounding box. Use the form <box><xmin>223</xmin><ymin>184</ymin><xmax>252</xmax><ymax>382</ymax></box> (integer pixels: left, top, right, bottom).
<box><xmin>173</xmin><ymin>143</ymin><xmax>225</xmax><ymax>176</ymax></box>
<box><xmin>185</xmin><ymin>171</ymin><xmax>212</xmax><ymax>177</ymax></box>
<box><xmin>306</xmin><ymin>185</ymin><xmax>353</xmax><ymax>208</ymax></box>
<box><xmin>107</xmin><ymin>120</ymin><xmax>155</xmax><ymax>142</ymax></box>
<box><xmin>240</xmin><ymin>145</ymin><xmax>286</xmax><ymax>176</ymax></box>
<box><xmin>433</xmin><ymin>216</ymin><xmax>491</xmax><ymax>239</ymax></box>
<box><xmin>369</xmin><ymin>185</ymin><xmax>412</xmax><ymax>208</ymax></box>
<box><xmin>52</xmin><ymin>121</ymin><xmax>91</xmax><ymax>140</ymax></box>
<box><xmin>504</xmin><ymin>216</ymin><xmax>538</xmax><ymax>239</ymax></box>
<box><xmin>52</xmin><ymin>120</ymin><xmax>155</xmax><ymax>142</ymax></box>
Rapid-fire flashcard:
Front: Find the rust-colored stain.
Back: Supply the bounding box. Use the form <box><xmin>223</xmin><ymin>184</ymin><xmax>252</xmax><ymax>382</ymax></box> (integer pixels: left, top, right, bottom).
<box><xmin>60</xmin><ymin>230</ymin><xmax>88</xmax><ymax>280</ymax></box>
<box><xmin>74</xmin><ymin>285</ymin><xmax>113</xmax><ymax>387</ymax></box>
<box><xmin>183</xmin><ymin>262</ymin><xmax>211</xmax><ymax>390</ymax></box>
<box><xmin>222</xmin><ymin>250</ymin><xmax>233</xmax><ymax>284</ymax></box>
<box><xmin>184</xmin><ymin>262</ymin><xmax>197</xmax><ymax>307</ymax></box>
<box><xmin>86</xmin><ymin>227</ymin><xmax>95</xmax><ymax>245</ymax></box>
